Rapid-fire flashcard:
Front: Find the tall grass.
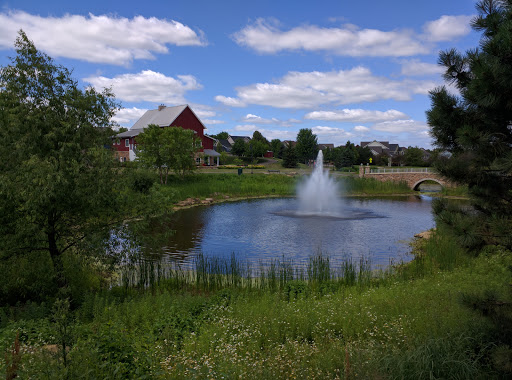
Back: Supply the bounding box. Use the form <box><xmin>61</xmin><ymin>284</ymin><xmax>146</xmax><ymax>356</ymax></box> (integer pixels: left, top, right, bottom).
<box><xmin>440</xmin><ymin>184</ymin><xmax>469</xmax><ymax>197</ymax></box>
<box><xmin>117</xmin><ymin>252</ymin><xmax>374</xmax><ymax>294</ymax></box>
<box><xmin>157</xmin><ymin>173</ymin><xmax>297</xmax><ymax>202</ymax></box>
<box><xmin>3</xmin><ymin>232</ymin><xmax>511</xmax><ymax>379</ymax></box>
<box><xmin>342</xmin><ymin>176</ymin><xmax>413</xmax><ymax>194</ymax></box>
<box><xmin>393</xmin><ymin>228</ymin><xmax>470</xmax><ymax>280</ymax></box>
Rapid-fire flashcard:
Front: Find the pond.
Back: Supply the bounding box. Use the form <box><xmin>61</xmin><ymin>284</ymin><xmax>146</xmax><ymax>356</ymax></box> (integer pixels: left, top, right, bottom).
<box><xmin>148</xmin><ymin>195</ymin><xmax>436</xmax><ymax>269</ymax></box>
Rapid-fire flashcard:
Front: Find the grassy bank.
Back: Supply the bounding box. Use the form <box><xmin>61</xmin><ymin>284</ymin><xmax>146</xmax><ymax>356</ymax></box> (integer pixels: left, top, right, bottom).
<box><xmin>2</xmin><ymin>229</ymin><xmax>511</xmax><ymax>378</ymax></box>
<box><xmin>142</xmin><ymin>172</ymin><xmax>415</xmax><ymax>207</ymax></box>
<box><xmin>158</xmin><ymin>173</ymin><xmax>296</xmax><ymax>202</ymax></box>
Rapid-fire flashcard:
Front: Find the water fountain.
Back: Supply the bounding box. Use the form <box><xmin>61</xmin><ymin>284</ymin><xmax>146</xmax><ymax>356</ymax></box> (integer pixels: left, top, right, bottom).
<box><xmin>274</xmin><ymin>150</ymin><xmax>381</xmax><ymax>220</ymax></box>
<box><xmin>297</xmin><ymin>150</ymin><xmax>341</xmax><ymax>216</ymax></box>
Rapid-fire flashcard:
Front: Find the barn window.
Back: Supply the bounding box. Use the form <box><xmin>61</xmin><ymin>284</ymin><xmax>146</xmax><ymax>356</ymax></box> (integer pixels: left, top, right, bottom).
<box><xmin>125</xmin><ymin>139</ymin><xmax>129</xmax><ymax>147</ymax></box>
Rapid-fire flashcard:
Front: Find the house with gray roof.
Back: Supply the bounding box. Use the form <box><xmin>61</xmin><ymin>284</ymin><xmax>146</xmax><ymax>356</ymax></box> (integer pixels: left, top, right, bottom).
<box><xmin>113</xmin><ymin>104</ymin><xmax>220</xmax><ymax>165</ymax></box>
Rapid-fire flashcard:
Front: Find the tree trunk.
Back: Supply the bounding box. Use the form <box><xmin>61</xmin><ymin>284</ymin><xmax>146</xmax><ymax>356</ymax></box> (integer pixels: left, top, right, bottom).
<box><xmin>48</xmin><ymin>230</ymin><xmax>67</xmax><ymax>290</ymax></box>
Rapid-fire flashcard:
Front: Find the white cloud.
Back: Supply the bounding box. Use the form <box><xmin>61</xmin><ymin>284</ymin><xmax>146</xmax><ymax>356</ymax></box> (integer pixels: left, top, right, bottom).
<box><xmin>372</xmin><ymin>119</ymin><xmax>428</xmax><ymax>133</ymax></box>
<box><xmin>309</xmin><ymin>126</ymin><xmax>355</xmax><ymax>146</ymax></box>
<box><xmin>305</xmin><ymin>109</ymin><xmax>408</xmax><ymax>123</ymax></box>
<box><xmin>0</xmin><ymin>10</ymin><xmax>206</xmax><ymax>65</ymax></box>
<box><xmin>423</xmin><ymin>15</ymin><xmax>473</xmax><ymax>42</ymax></box>
<box><xmin>204</xmin><ymin>119</ymin><xmax>224</xmax><ymax>125</ymax></box>
<box><xmin>353</xmin><ymin>125</ymin><xmax>370</xmax><ymax>133</ymax></box>
<box><xmin>113</xmin><ymin>107</ymin><xmax>147</xmax><ymax>126</ymax></box>
<box><xmin>240</xmin><ymin>113</ymin><xmax>300</xmax><ymax>127</ymax></box>
<box><xmin>312</xmin><ymin>126</ymin><xmax>352</xmax><ymax>136</ymax></box>
<box><xmin>400</xmin><ymin>59</ymin><xmax>444</xmax><ymax>77</ymax></box>
<box><xmin>214</xmin><ymin>95</ymin><xmax>246</xmax><ymax>107</ymax></box>
<box><xmin>194</xmin><ymin>109</ymin><xmax>217</xmax><ymax>119</ymax></box>
<box><xmin>233</xmin><ymin>18</ymin><xmax>428</xmax><ymax>56</ymax></box>
<box><xmin>216</xmin><ymin>67</ymin><xmax>434</xmax><ymax>109</ymax></box>
<box><xmin>242</xmin><ymin>113</ymin><xmax>279</xmax><ymax>124</ymax></box>
<box><xmin>234</xmin><ymin>124</ymin><xmax>258</xmax><ymax>132</ymax></box>
<box><xmin>84</xmin><ymin>70</ymin><xmax>202</xmax><ymax>104</ymax></box>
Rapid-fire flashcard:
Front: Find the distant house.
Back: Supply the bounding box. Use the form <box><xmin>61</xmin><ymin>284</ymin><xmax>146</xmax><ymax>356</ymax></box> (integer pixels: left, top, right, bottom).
<box><xmin>360</xmin><ymin>140</ymin><xmax>402</xmax><ymax>158</ymax></box>
<box><xmin>229</xmin><ymin>135</ymin><xmax>251</xmax><ymax>145</ymax></box>
<box><xmin>210</xmin><ymin>135</ymin><xmax>252</xmax><ymax>153</ymax></box>
<box><xmin>283</xmin><ymin>140</ymin><xmax>296</xmax><ymax>148</ymax></box>
<box><xmin>216</xmin><ymin>138</ymin><xmax>232</xmax><ymax>152</ymax></box>
<box><xmin>318</xmin><ymin>143</ymin><xmax>334</xmax><ymax>151</ymax></box>
<box><xmin>113</xmin><ymin>104</ymin><xmax>220</xmax><ymax>166</ymax></box>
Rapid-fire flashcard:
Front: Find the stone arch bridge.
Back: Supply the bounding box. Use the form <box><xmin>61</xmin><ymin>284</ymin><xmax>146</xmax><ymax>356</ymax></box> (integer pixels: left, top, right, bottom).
<box><xmin>358</xmin><ymin>166</ymin><xmax>454</xmax><ymax>190</ymax></box>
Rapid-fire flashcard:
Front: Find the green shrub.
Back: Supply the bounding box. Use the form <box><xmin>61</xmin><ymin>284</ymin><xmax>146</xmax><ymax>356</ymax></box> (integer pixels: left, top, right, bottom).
<box><xmin>128</xmin><ymin>168</ymin><xmax>156</xmax><ymax>194</ymax></box>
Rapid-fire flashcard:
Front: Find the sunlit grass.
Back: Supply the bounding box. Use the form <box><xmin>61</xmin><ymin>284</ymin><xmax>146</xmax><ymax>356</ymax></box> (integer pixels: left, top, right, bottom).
<box><xmin>157</xmin><ymin>173</ymin><xmax>297</xmax><ymax>202</ymax></box>
<box><xmin>341</xmin><ymin>176</ymin><xmax>413</xmax><ymax>194</ymax></box>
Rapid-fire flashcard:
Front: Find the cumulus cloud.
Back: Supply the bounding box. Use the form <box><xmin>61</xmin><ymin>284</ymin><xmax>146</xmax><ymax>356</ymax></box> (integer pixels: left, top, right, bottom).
<box><xmin>204</xmin><ymin>119</ymin><xmax>225</xmax><ymax>125</ymax></box>
<box><xmin>113</xmin><ymin>107</ymin><xmax>147</xmax><ymax>126</ymax></box>
<box><xmin>232</xmin><ymin>15</ymin><xmax>473</xmax><ymax>57</ymax></box>
<box><xmin>372</xmin><ymin>119</ymin><xmax>428</xmax><ymax>133</ymax></box>
<box><xmin>240</xmin><ymin>113</ymin><xmax>300</xmax><ymax>127</ymax></box>
<box><xmin>216</xmin><ymin>67</ymin><xmax>434</xmax><ymax>109</ymax></box>
<box><xmin>400</xmin><ymin>59</ymin><xmax>444</xmax><ymax>77</ymax></box>
<box><xmin>84</xmin><ymin>70</ymin><xmax>202</xmax><ymax>104</ymax></box>
<box><xmin>305</xmin><ymin>109</ymin><xmax>408</xmax><ymax>123</ymax></box>
<box><xmin>312</xmin><ymin>126</ymin><xmax>353</xmax><ymax>137</ymax></box>
<box><xmin>0</xmin><ymin>10</ymin><xmax>206</xmax><ymax>65</ymax></box>
<box><xmin>242</xmin><ymin>113</ymin><xmax>279</xmax><ymax>124</ymax></box>
<box><xmin>309</xmin><ymin>126</ymin><xmax>355</xmax><ymax>146</ymax></box>
<box><xmin>232</xmin><ymin>18</ymin><xmax>427</xmax><ymax>56</ymax></box>
<box><xmin>423</xmin><ymin>15</ymin><xmax>473</xmax><ymax>42</ymax></box>
<box><xmin>214</xmin><ymin>95</ymin><xmax>246</xmax><ymax>107</ymax></box>
<box><xmin>353</xmin><ymin>125</ymin><xmax>370</xmax><ymax>133</ymax></box>
<box><xmin>193</xmin><ymin>109</ymin><xmax>217</xmax><ymax>119</ymax></box>
<box><xmin>234</xmin><ymin>124</ymin><xmax>258</xmax><ymax>132</ymax></box>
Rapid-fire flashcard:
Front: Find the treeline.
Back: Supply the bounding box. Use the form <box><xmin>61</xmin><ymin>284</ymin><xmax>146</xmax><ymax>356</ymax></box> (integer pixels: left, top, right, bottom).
<box><xmin>213</xmin><ymin>128</ymin><xmax>435</xmax><ymax>169</ymax></box>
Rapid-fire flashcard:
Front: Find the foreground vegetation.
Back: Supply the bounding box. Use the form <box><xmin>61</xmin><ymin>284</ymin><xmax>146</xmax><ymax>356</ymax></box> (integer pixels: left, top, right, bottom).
<box><xmin>2</xmin><ymin>228</ymin><xmax>512</xmax><ymax>378</ymax></box>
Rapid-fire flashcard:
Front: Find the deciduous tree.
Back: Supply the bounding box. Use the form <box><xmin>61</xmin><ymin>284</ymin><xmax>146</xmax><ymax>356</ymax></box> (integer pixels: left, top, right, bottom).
<box><xmin>231</xmin><ymin>139</ymin><xmax>247</xmax><ymax>157</ymax></box>
<box><xmin>403</xmin><ymin>146</ymin><xmax>426</xmax><ymax>166</ymax></box>
<box><xmin>295</xmin><ymin>128</ymin><xmax>318</xmax><ymax>164</ymax></box>
<box><xmin>0</xmin><ymin>31</ymin><xmax>120</xmax><ymax>295</ymax></box>
<box><xmin>136</xmin><ymin>124</ymin><xmax>200</xmax><ymax>182</ymax></box>
<box><xmin>270</xmin><ymin>139</ymin><xmax>284</xmax><ymax>158</ymax></box>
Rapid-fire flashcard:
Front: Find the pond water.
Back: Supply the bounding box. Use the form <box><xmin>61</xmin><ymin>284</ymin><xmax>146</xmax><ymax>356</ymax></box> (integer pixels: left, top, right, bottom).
<box><xmin>150</xmin><ymin>195</ymin><xmax>435</xmax><ymax>269</ymax></box>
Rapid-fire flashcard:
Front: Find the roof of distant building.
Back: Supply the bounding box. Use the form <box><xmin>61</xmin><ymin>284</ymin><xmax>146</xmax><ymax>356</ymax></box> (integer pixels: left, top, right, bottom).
<box><xmin>116</xmin><ymin>104</ymin><xmax>205</xmax><ymax>138</ymax></box>
<box><xmin>318</xmin><ymin>143</ymin><xmax>334</xmax><ymax>150</ymax></box>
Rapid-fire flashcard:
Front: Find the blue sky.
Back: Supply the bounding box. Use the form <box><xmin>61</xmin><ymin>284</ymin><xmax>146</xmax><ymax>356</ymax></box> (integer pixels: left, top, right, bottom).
<box><xmin>0</xmin><ymin>0</ymin><xmax>480</xmax><ymax>148</ymax></box>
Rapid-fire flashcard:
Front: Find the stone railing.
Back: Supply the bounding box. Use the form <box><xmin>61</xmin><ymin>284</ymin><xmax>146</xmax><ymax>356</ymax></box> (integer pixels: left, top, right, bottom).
<box><xmin>369</xmin><ymin>167</ymin><xmax>434</xmax><ymax>174</ymax></box>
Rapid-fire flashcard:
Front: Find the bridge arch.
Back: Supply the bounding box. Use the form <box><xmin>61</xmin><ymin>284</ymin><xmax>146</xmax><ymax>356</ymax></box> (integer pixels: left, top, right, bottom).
<box><xmin>411</xmin><ymin>178</ymin><xmax>444</xmax><ymax>191</ymax></box>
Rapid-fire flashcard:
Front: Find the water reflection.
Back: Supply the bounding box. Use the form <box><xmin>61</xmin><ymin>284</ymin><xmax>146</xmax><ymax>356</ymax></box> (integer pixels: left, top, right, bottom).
<box><xmin>144</xmin><ymin>196</ymin><xmax>436</xmax><ymax>269</ymax></box>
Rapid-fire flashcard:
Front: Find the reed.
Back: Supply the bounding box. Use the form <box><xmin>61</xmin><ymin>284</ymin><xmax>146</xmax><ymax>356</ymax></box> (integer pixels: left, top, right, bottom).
<box><xmin>116</xmin><ymin>252</ymin><xmax>374</xmax><ymax>294</ymax></box>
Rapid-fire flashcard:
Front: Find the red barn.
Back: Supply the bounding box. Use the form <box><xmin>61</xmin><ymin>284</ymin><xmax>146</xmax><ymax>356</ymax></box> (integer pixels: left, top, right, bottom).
<box><xmin>113</xmin><ymin>104</ymin><xmax>219</xmax><ymax>165</ymax></box>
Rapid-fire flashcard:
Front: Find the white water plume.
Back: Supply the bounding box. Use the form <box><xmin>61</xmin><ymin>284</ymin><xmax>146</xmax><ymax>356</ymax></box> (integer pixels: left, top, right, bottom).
<box><xmin>297</xmin><ymin>150</ymin><xmax>341</xmax><ymax>216</ymax></box>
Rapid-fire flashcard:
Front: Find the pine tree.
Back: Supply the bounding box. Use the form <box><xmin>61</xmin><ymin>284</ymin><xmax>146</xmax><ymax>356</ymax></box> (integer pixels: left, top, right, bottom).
<box><xmin>282</xmin><ymin>144</ymin><xmax>298</xmax><ymax>168</ymax></box>
<box><xmin>426</xmin><ymin>0</ymin><xmax>512</xmax><ymax>248</ymax></box>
